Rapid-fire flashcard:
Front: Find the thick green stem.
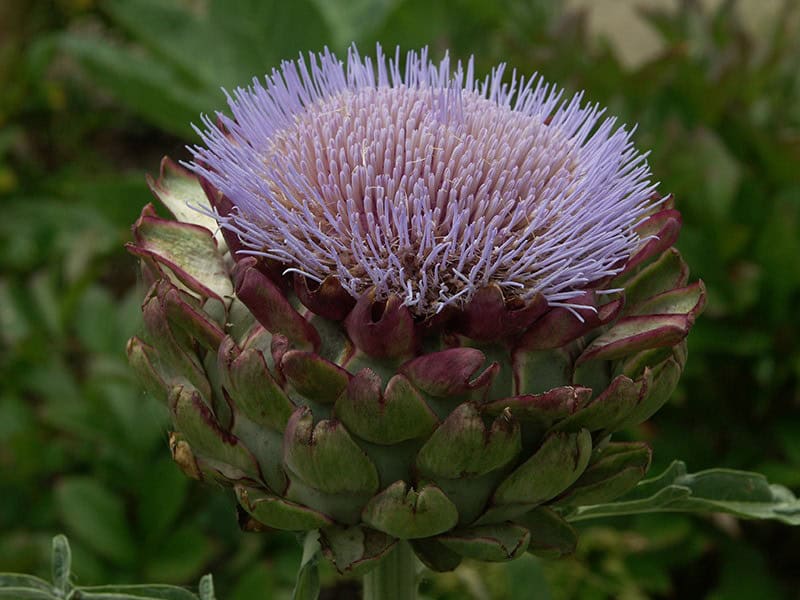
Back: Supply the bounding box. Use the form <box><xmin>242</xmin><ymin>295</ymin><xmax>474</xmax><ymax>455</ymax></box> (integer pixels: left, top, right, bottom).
<box><xmin>362</xmin><ymin>541</ymin><xmax>418</xmax><ymax>600</ymax></box>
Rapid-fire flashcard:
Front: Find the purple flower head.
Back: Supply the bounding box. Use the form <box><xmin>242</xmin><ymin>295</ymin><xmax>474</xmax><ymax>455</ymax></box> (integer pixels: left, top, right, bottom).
<box><xmin>188</xmin><ymin>45</ymin><xmax>659</xmax><ymax>317</ymax></box>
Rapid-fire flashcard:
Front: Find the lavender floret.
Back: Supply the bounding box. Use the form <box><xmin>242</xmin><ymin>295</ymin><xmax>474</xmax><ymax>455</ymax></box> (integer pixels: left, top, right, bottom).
<box><xmin>189</xmin><ymin>45</ymin><xmax>659</xmax><ymax>316</ymax></box>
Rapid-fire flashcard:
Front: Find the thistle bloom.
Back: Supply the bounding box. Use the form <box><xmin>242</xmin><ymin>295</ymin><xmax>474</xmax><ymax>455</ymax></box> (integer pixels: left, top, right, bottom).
<box><xmin>189</xmin><ymin>46</ymin><xmax>658</xmax><ymax>316</ymax></box>
<box><xmin>128</xmin><ymin>45</ymin><xmax>704</xmax><ymax>587</ymax></box>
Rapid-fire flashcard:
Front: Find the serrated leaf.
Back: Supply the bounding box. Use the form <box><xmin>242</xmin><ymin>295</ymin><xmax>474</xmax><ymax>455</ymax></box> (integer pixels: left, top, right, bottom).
<box><xmin>566</xmin><ymin>460</ymin><xmax>800</xmax><ymax>524</ymax></box>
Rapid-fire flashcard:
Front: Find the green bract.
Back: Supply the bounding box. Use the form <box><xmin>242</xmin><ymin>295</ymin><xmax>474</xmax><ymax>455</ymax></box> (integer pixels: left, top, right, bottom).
<box><xmin>127</xmin><ymin>159</ymin><xmax>704</xmax><ymax>574</ymax></box>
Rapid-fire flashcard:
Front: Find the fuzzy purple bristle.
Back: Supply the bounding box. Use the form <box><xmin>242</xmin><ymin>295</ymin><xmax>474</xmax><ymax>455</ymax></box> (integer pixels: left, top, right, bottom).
<box><xmin>188</xmin><ymin>45</ymin><xmax>659</xmax><ymax>316</ymax></box>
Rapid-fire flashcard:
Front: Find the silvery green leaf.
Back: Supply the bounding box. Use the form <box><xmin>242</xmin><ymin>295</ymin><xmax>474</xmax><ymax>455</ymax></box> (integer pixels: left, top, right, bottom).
<box><xmin>197</xmin><ymin>575</ymin><xmax>215</xmax><ymax>600</ymax></box>
<box><xmin>0</xmin><ymin>575</ymin><xmax>52</xmax><ymax>591</ymax></box>
<box><xmin>0</xmin><ymin>575</ymin><xmax>56</xmax><ymax>599</ymax></box>
<box><xmin>0</xmin><ymin>590</ymin><xmax>56</xmax><ymax>599</ymax></box>
<box><xmin>51</xmin><ymin>535</ymin><xmax>71</xmax><ymax>595</ymax></box>
<box><xmin>73</xmin><ymin>584</ymin><xmax>201</xmax><ymax>599</ymax></box>
<box><xmin>566</xmin><ymin>460</ymin><xmax>800</xmax><ymax>524</ymax></box>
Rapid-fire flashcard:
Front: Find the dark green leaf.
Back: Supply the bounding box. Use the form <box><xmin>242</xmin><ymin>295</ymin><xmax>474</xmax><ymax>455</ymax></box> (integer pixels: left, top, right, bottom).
<box><xmin>309</xmin><ymin>0</ymin><xmax>397</xmax><ymax>48</ymax></box>
<box><xmin>58</xmin><ymin>34</ymin><xmax>213</xmax><ymax>137</ymax></box>
<box><xmin>142</xmin><ymin>528</ymin><xmax>214</xmax><ymax>584</ymax></box>
<box><xmin>136</xmin><ymin>458</ymin><xmax>190</xmax><ymax>543</ymax></box>
<box><xmin>103</xmin><ymin>0</ymin><xmax>331</xmax><ymax>88</ymax></box>
<box><xmin>55</xmin><ymin>478</ymin><xmax>137</xmax><ymax>566</ymax></box>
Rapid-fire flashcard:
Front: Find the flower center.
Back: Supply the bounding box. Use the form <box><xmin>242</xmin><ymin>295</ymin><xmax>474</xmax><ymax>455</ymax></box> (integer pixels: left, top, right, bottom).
<box><xmin>258</xmin><ymin>85</ymin><xmax>590</xmax><ymax>313</ymax></box>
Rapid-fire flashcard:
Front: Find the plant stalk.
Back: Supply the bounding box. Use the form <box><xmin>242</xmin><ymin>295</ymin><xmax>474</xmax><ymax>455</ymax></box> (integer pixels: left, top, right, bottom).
<box><xmin>362</xmin><ymin>541</ymin><xmax>418</xmax><ymax>600</ymax></box>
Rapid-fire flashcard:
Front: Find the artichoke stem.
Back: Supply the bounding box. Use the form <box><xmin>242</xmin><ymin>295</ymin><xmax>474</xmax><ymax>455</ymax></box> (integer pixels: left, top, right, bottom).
<box><xmin>362</xmin><ymin>541</ymin><xmax>418</xmax><ymax>600</ymax></box>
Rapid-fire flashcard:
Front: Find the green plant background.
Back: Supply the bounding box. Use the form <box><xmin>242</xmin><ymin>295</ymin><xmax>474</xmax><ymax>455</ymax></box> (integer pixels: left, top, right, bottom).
<box><xmin>1</xmin><ymin>0</ymin><xmax>798</xmax><ymax>598</ymax></box>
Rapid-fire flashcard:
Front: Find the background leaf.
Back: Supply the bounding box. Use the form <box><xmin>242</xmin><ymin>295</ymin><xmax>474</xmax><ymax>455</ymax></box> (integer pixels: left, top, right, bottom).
<box><xmin>55</xmin><ymin>478</ymin><xmax>137</xmax><ymax>567</ymax></box>
<box><xmin>309</xmin><ymin>0</ymin><xmax>397</xmax><ymax>48</ymax></box>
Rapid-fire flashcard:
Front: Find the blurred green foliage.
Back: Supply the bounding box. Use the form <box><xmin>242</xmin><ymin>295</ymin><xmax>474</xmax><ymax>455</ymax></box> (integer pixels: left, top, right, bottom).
<box><xmin>1</xmin><ymin>0</ymin><xmax>798</xmax><ymax>598</ymax></box>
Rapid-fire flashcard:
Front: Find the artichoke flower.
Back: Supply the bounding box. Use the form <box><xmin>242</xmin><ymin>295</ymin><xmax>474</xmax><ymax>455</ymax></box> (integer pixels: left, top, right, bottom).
<box><xmin>127</xmin><ymin>47</ymin><xmax>704</xmax><ymax>578</ymax></box>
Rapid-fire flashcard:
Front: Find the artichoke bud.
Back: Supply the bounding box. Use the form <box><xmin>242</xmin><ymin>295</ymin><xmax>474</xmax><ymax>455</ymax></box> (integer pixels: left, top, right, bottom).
<box><xmin>127</xmin><ymin>46</ymin><xmax>705</xmax><ymax>571</ymax></box>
